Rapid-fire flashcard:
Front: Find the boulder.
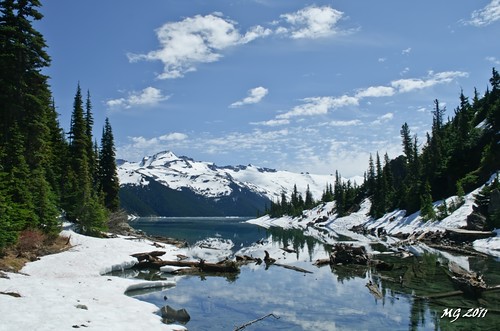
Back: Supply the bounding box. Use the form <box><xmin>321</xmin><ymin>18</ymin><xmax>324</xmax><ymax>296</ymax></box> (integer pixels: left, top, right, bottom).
<box><xmin>466</xmin><ymin>212</ymin><xmax>487</xmax><ymax>231</ymax></box>
<box><xmin>488</xmin><ymin>189</ymin><xmax>500</xmax><ymax>215</ymax></box>
<box><xmin>160</xmin><ymin>305</ymin><xmax>191</xmax><ymax>324</ymax></box>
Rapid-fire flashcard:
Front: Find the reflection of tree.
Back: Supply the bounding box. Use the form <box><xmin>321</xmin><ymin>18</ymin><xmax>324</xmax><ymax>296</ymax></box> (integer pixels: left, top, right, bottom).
<box><xmin>409</xmin><ymin>297</ymin><xmax>426</xmax><ymax>331</ymax></box>
<box><xmin>331</xmin><ymin>264</ymin><xmax>368</xmax><ymax>284</ymax></box>
<box><xmin>266</xmin><ymin>226</ymin><xmax>318</xmax><ymax>261</ymax></box>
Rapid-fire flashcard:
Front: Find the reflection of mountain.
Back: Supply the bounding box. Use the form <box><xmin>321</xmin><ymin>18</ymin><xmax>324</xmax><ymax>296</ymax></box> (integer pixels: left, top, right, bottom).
<box><xmin>118</xmin><ymin>150</ymin><xmax>335</xmax><ymax>216</ymax></box>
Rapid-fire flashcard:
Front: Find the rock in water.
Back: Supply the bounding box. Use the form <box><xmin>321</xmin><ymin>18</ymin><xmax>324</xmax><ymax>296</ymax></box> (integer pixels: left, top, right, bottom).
<box><xmin>160</xmin><ymin>305</ymin><xmax>191</xmax><ymax>323</ymax></box>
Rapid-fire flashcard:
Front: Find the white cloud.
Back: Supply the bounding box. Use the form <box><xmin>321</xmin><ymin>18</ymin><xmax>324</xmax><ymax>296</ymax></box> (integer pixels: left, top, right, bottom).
<box><xmin>372</xmin><ymin>112</ymin><xmax>394</xmax><ymax>125</ymax></box>
<box><xmin>465</xmin><ymin>0</ymin><xmax>500</xmax><ymax>27</ymax></box>
<box><xmin>277</xmin><ymin>95</ymin><xmax>358</xmax><ymax>119</ymax></box>
<box><xmin>355</xmin><ymin>86</ymin><xmax>395</xmax><ymax>98</ymax></box>
<box><xmin>230</xmin><ymin>86</ymin><xmax>269</xmax><ymax>108</ymax></box>
<box><xmin>401</xmin><ymin>47</ymin><xmax>412</xmax><ymax>55</ymax></box>
<box><xmin>251</xmin><ymin>119</ymin><xmax>290</xmax><ymax>126</ymax></box>
<box><xmin>486</xmin><ymin>56</ymin><xmax>500</xmax><ymax>65</ymax></box>
<box><xmin>328</xmin><ymin>119</ymin><xmax>362</xmax><ymax>127</ymax></box>
<box><xmin>128</xmin><ymin>14</ymin><xmax>271</xmax><ymax>79</ymax></box>
<box><xmin>391</xmin><ymin>71</ymin><xmax>468</xmax><ymax>93</ymax></box>
<box><xmin>159</xmin><ymin>133</ymin><xmax>188</xmax><ymax>141</ymax></box>
<box><xmin>107</xmin><ymin>87</ymin><xmax>169</xmax><ymax>110</ymax></box>
<box><xmin>279</xmin><ymin>5</ymin><xmax>344</xmax><ymax>39</ymax></box>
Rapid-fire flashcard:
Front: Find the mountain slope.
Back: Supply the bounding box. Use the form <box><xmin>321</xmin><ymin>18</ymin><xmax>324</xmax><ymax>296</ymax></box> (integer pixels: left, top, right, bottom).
<box><xmin>118</xmin><ymin>151</ymin><xmax>335</xmax><ymax>216</ymax></box>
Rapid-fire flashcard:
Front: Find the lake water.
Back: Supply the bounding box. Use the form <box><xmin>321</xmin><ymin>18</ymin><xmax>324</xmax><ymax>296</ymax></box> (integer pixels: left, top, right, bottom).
<box><xmin>122</xmin><ymin>217</ymin><xmax>500</xmax><ymax>330</ymax></box>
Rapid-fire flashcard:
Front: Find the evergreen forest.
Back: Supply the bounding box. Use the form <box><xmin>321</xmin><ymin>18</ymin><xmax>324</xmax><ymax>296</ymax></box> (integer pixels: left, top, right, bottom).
<box><xmin>0</xmin><ymin>0</ymin><xmax>120</xmax><ymax>249</ymax></box>
<box><xmin>267</xmin><ymin>68</ymin><xmax>500</xmax><ymax>229</ymax></box>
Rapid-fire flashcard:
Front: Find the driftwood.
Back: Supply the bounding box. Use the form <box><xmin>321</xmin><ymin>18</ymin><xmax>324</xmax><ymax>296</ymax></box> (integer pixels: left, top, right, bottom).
<box><xmin>427</xmin><ymin>244</ymin><xmax>489</xmax><ymax>257</ymax></box>
<box><xmin>130</xmin><ymin>250</ymin><xmax>166</xmax><ymax>262</ymax></box>
<box><xmin>274</xmin><ymin>263</ymin><xmax>313</xmax><ymax>274</ymax></box>
<box><xmin>330</xmin><ymin>243</ymin><xmax>369</xmax><ymax>265</ymax></box>
<box><xmin>314</xmin><ymin>244</ymin><xmax>370</xmax><ymax>267</ymax></box>
<box><xmin>131</xmin><ymin>251</ymin><xmax>240</xmax><ymax>274</ymax></box>
<box><xmin>134</xmin><ymin>259</ymin><xmax>240</xmax><ymax>273</ymax></box>
<box><xmin>262</xmin><ymin>251</ymin><xmax>313</xmax><ymax>273</ymax></box>
<box><xmin>234</xmin><ymin>313</ymin><xmax>280</xmax><ymax>331</ymax></box>
<box><xmin>446</xmin><ymin>261</ymin><xmax>488</xmax><ymax>296</ymax></box>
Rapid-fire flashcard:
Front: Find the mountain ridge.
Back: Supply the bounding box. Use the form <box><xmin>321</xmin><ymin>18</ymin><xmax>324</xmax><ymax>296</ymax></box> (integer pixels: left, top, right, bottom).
<box><xmin>117</xmin><ymin>150</ymin><xmax>341</xmax><ymax>216</ymax></box>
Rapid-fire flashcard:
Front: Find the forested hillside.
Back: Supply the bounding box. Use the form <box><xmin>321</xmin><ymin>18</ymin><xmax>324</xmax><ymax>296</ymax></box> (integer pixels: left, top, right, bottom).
<box><xmin>269</xmin><ymin>69</ymin><xmax>500</xmax><ymax>230</ymax></box>
<box><xmin>365</xmin><ymin>69</ymin><xmax>500</xmax><ymax>225</ymax></box>
<box><xmin>0</xmin><ymin>0</ymin><xmax>120</xmax><ymax>248</ymax></box>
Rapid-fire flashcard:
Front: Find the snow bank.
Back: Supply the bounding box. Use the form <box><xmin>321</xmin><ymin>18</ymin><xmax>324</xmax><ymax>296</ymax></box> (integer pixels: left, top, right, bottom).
<box><xmin>247</xmin><ymin>184</ymin><xmax>500</xmax><ymax>258</ymax></box>
<box><xmin>0</xmin><ymin>226</ymin><xmax>187</xmax><ymax>331</ymax></box>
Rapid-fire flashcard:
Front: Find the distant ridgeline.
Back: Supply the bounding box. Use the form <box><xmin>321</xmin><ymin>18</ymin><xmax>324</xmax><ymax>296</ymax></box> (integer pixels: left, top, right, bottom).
<box><xmin>117</xmin><ymin>151</ymin><xmax>334</xmax><ymax>217</ymax></box>
<box><xmin>120</xmin><ymin>179</ymin><xmax>270</xmax><ymax>217</ymax></box>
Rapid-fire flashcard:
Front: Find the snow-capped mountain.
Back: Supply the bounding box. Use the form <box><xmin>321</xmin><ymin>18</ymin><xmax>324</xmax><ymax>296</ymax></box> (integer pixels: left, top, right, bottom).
<box><xmin>118</xmin><ymin>151</ymin><xmax>337</xmax><ymax>216</ymax></box>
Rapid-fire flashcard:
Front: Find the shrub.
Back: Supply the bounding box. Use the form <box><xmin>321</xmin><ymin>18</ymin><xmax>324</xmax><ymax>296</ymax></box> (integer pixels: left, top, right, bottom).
<box><xmin>16</xmin><ymin>229</ymin><xmax>47</xmax><ymax>253</ymax></box>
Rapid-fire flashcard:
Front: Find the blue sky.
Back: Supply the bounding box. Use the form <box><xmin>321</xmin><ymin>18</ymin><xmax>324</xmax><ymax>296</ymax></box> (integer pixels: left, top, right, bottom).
<box><xmin>36</xmin><ymin>0</ymin><xmax>500</xmax><ymax>177</ymax></box>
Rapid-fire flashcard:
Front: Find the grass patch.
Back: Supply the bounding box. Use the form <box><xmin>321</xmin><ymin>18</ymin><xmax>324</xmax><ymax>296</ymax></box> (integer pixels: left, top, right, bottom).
<box><xmin>0</xmin><ymin>229</ymin><xmax>71</xmax><ymax>273</ymax></box>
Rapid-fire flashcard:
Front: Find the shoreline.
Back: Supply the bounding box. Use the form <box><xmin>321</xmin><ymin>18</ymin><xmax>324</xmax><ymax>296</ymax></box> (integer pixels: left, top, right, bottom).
<box><xmin>1</xmin><ymin>181</ymin><xmax>499</xmax><ymax>331</ymax></box>
<box><xmin>0</xmin><ymin>224</ymin><xmax>188</xmax><ymax>331</ymax></box>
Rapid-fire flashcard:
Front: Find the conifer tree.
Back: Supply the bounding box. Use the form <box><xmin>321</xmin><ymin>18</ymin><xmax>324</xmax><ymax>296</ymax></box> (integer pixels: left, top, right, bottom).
<box><xmin>304</xmin><ymin>185</ymin><xmax>314</xmax><ymax>210</ymax></box>
<box><xmin>0</xmin><ymin>0</ymin><xmax>59</xmax><ymax>234</ymax></box>
<box><xmin>99</xmin><ymin>117</ymin><xmax>120</xmax><ymax>211</ymax></box>
<box><xmin>65</xmin><ymin>84</ymin><xmax>107</xmax><ymax>235</ymax></box>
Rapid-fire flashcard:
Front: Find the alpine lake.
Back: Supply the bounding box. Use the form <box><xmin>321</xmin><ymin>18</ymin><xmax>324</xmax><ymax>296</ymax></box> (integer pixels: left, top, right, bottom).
<box><xmin>109</xmin><ymin>217</ymin><xmax>500</xmax><ymax>330</ymax></box>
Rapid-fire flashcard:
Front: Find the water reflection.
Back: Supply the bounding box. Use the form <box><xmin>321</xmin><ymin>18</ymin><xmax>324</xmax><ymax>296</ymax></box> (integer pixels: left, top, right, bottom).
<box><xmin>123</xmin><ymin>219</ymin><xmax>500</xmax><ymax>330</ymax></box>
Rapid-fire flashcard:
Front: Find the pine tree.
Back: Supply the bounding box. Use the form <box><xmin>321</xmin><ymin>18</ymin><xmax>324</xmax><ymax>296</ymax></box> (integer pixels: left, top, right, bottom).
<box><xmin>400</xmin><ymin>122</ymin><xmax>413</xmax><ymax>166</ymax></box>
<box><xmin>420</xmin><ymin>181</ymin><xmax>436</xmax><ymax>221</ymax></box>
<box><xmin>0</xmin><ymin>0</ymin><xmax>60</xmax><ymax>234</ymax></box>
<box><xmin>99</xmin><ymin>117</ymin><xmax>120</xmax><ymax>211</ymax></box>
<box><xmin>64</xmin><ymin>84</ymin><xmax>108</xmax><ymax>235</ymax></box>
<box><xmin>304</xmin><ymin>185</ymin><xmax>314</xmax><ymax>210</ymax></box>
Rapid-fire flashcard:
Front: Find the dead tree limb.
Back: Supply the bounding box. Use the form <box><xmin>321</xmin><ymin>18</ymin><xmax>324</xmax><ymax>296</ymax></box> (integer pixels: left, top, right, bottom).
<box><xmin>234</xmin><ymin>313</ymin><xmax>280</xmax><ymax>331</ymax></box>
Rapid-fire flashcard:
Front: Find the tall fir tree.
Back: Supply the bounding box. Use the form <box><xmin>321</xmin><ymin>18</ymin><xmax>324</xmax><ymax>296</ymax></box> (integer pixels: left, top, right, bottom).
<box><xmin>99</xmin><ymin>117</ymin><xmax>120</xmax><ymax>212</ymax></box>
<box><xmin>0</xmin><ymin>0</ymin><xmax>59</xmax><ymax>234</ymax></box>
<box><xmin>64</xmin><ymin>84</ymin><xmax>107</xmax><ymax>235</ymax></box>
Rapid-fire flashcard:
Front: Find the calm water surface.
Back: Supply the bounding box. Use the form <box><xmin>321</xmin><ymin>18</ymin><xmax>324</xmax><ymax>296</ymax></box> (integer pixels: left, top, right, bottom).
<box><xmin>122</xmin><ymin>217</ymin><xmax>500</xmax><ymax>330</ymax></box>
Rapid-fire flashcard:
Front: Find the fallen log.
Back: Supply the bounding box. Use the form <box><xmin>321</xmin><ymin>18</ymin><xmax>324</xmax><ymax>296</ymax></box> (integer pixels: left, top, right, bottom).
<box><xmin>415</xmin><ymin>290</ymin><xmax>464</xmax><ymax>300</ymax></box>
<box><xmin>274</xmin><ymin>263</ymin><xmax>313</xmax><ymax>274</ymax></box>
<box><xmin>130</xmin><ymin>250</ymin><xmax>166</xmax><ymax>262</ymax></box>
<box><xmin>234</xmin><ymin>313</ymin><xmax>280</xmax><ymax>331</ymax></box>
<box><xmin>330</xmin><ymin>243</ymin><xmax>369</xmax><ymax>265</ymax></box>
<box><xmin>261</xmin><ymin>251</ymin><xmax>312</xmax><ymax>273</ymax></box>
<box><xmin>427</xmin><ymin>244</ymin><xmax>489</xmax><ymax>257</ymax></box>
<box><xmin>446</xmin><ymin>261</ymin><xmax>488</xmax><ymax>297</ymax></box>
<box><xmin>133</xmin><ymin>258</ymin><xmax>240</xmax><ymax>273</ymax></box>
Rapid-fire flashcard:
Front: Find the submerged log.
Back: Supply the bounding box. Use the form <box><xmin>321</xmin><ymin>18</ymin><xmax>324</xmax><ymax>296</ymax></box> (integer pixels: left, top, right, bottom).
<box><xmin>446</xmin><ymin>261</ymin><xmax>488</xmax><ymax>297</ymax></box>
<box><xmin>366</xmin><ymin>281</ymin><xmax>383</xmax><ymax>300</ymax></box>
<box><xmin>274</xmin><ymin>263</ymin><xmax>313</xmax><ymax>274</ymax></box>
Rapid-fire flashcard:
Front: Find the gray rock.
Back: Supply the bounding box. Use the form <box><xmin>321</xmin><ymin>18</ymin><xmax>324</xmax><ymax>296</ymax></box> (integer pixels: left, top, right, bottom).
<box><xmin>160</xmin><ymin>305</ymin><xmax>190</xmax><ymax>323</ymax></box>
